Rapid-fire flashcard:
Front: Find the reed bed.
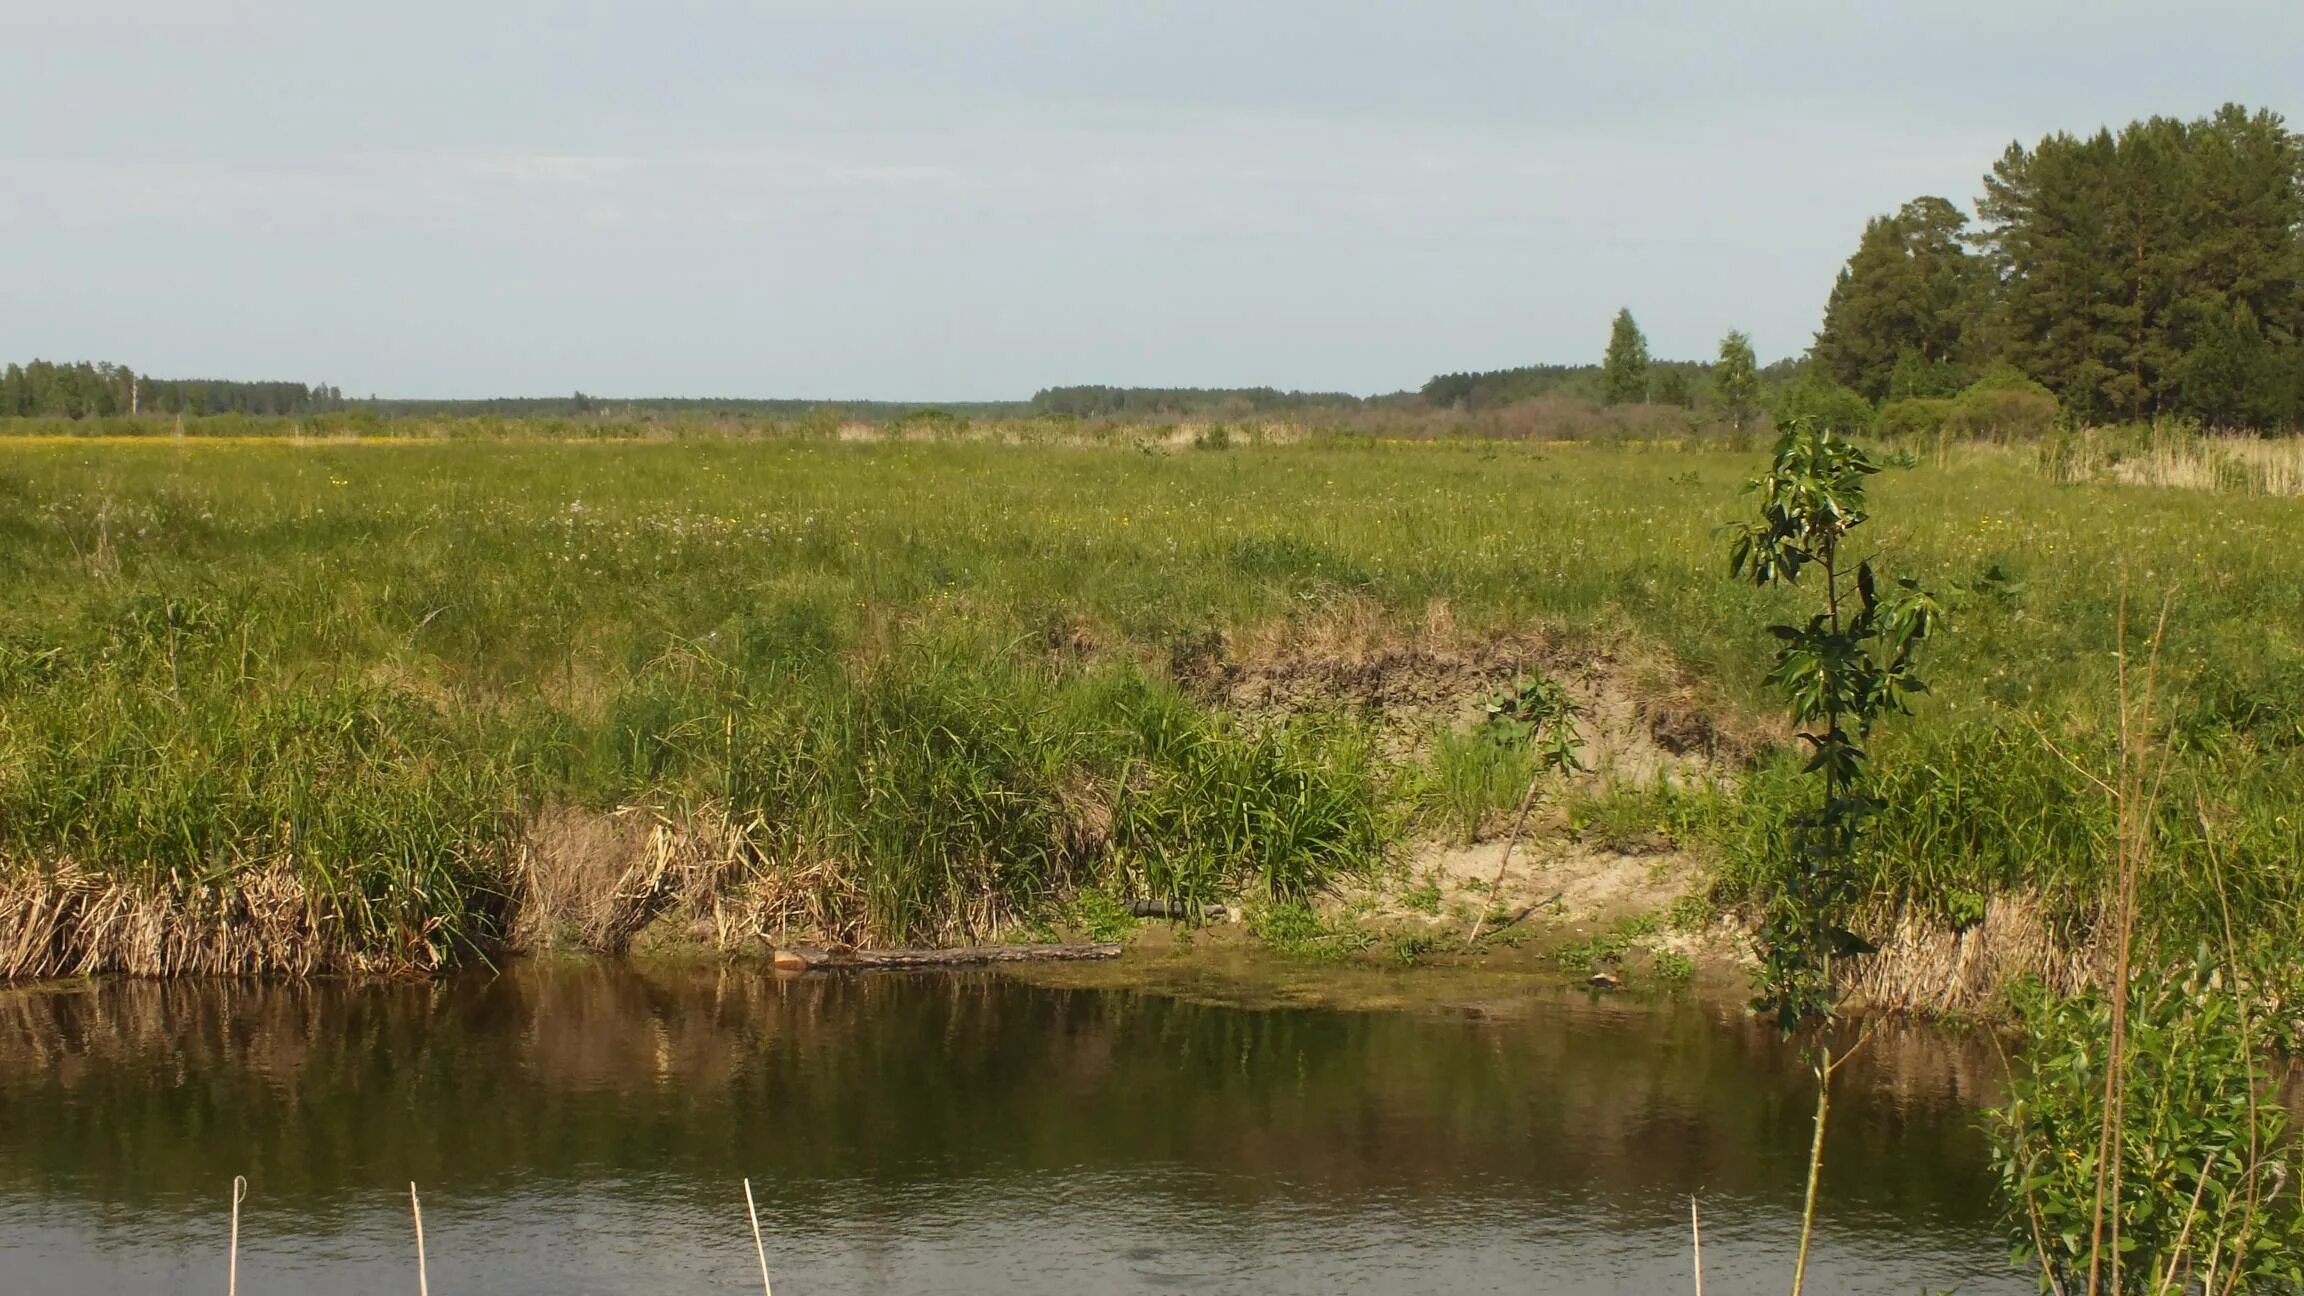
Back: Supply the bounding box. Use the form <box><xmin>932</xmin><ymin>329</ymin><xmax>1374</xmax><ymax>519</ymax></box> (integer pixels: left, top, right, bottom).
<box><xmin>2040</xmin><ymin>423</ymin><xmax>2304</xmax><ymax>497</ymax></box>
<box><xmin>2112</xmin><ymin>435</ymin><xmax>2304</xmax><ymax>496</ymax></box>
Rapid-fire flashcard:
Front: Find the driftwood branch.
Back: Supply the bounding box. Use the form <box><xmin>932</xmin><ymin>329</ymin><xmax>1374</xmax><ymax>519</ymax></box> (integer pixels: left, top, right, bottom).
<box><xmin>771</xmin><ymin>943</ymin><xmax>1121</xmax><ymax>971</ymax></box>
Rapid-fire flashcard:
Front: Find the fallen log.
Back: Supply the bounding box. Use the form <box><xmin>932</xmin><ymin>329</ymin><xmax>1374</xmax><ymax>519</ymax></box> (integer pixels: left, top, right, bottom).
<box><xmin>770</xmin><ymin>943</ymin><xmax>1122</xmax><ymax>972</ymax></box>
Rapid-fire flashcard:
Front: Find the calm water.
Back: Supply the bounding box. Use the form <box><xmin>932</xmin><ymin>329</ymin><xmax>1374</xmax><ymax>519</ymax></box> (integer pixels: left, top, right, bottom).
<box><xmin>0</xmin><ymin>961</ymin><xmax>2026</xmax><ymax>1295</ymax></box>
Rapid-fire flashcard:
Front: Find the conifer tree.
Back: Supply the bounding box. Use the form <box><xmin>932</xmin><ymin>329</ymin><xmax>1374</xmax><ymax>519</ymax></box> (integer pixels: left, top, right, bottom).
<box><xmin>2182</xmin><ymin>300</ymin><xmax>2279</xmax><ymax>429</ymax></box>
<box><xmin>1814</xmin><ymin>197</ymin><xmax>1983</xmax><ymax>400</ymax></box>
<box><xmin>1715</xmin><ymin>330</ymin><xmax>1760</xmax><ymax>430</ymax></box>
<box><xmin>1601</xmin><ymin>309</ymin><xmax>1650</xmax><ymax>405</ymax></box>
<box><xmin>1976</xmin><ymin>104</ymin><xmax>2304</xmax><ymax>426</ymax></box>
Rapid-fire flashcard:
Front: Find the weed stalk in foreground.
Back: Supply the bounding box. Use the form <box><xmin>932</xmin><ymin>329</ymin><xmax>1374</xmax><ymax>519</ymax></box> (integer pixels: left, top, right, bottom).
<box><xmin>1991</xmin><ymin>592</ymin><xmax>2304</xmax><ymax>1295</ymax></box>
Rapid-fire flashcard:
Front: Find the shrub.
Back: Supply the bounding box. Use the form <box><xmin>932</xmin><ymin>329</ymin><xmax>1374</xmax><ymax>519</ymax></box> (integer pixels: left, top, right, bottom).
<box><xmin>1946</xmin><ymin>386</ymin><xmax>2058</xmax><ymax>441</ymax></box>
<box><xmin>1875</xmin><ymin>397</ymin><xmax>1954</xmax><ymax>442</ymax></box>
<box><xmin>1772</xmin><ymin>380</ymin><xmax>1875</xmax><ymax>438</ymax></box>
<box><xmin>1966</xmin><ymin>361</ymin><xmax>2057</xmax><ymax>396</ymax></box>
<box><xmin>1990</xmin><ymin>955</ymin><xmax>2304</xmax><ymax>1293</ymax></box>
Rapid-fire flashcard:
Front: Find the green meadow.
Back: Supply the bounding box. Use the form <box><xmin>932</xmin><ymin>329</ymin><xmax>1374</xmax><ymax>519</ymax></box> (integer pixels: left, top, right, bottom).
<box><xmin>1</xmin><ymin>428</ymin><xmax>2298</xmax><ymax>976</ymax></box>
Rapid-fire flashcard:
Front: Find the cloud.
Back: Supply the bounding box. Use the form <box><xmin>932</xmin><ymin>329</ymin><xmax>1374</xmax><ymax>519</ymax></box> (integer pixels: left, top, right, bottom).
<box><xmin>489</xmin><ymin>155</ymin><xmax>644</xmax><ymax>185</ymax></box>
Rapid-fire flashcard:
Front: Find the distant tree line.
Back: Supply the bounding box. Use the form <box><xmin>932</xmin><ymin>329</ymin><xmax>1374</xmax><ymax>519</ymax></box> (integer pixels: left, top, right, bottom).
<box><xmin>0</xmin><ymin>360</ymin><xmax>344</xmax><ymax>418</ymax></box>
<box><xmin>1422</xmin><ymin>364</ymin><xmax>1602</xmax><ymax>408</ymax></box>
<box><xmin>359</xmin><ymin>394</ymin><xmax>1032</xmax><ymax>420</ymax></box>
<box><xmin>1028</xmin><ymin>386</ymin><xmax>1363</xmax><ymax>418</ymax></box>
<box><xmin>1815</xmin><ymin>103</ymin><xmax>2304</xmax><ymax>430</ymax></box>
<box><xmin>1422</xmin><ymin>315</ymin><xmax>1798</xmax><ymax>417</ymax></box>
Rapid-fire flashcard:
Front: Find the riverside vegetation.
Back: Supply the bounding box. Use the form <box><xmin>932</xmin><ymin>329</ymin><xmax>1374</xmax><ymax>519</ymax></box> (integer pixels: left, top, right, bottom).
<box><xmin>0</xmin><ymin>422</ymin><xmax>2298</xmax><ymax>1003</ymax></box>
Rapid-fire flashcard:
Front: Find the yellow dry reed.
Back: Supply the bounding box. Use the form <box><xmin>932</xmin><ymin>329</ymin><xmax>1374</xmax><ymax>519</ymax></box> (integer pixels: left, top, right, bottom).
<box><xmin>1841</xmin><ymin>893</ymin><xmax>2097</xmax><ymax>1014</ymax></box>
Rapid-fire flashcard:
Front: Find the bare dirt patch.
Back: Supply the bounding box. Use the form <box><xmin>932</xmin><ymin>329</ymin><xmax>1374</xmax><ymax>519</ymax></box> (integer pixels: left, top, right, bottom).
<box><xmin>1403</xmin><ymin>839</ymin><xmax>1698</xmax><ymax>928</ymax></box>
<box><xmin>1175</xmin><ymin>598</ymin><xmax>1769</xmax><ymax>772</ymax></box>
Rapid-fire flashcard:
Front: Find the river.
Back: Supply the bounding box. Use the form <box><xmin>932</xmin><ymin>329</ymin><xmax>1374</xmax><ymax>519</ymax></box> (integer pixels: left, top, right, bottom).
<box><xmin>0</xmin><ymin>959</ymin><xmax>2025</xmax><ymax>1294</ymax></box>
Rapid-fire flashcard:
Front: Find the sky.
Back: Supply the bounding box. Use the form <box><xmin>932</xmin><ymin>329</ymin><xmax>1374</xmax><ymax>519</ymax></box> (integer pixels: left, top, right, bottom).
<box><xmin>2</xmin><ymin>2</ymin><xmax>2300</xmax><ymax>401</ymax></box>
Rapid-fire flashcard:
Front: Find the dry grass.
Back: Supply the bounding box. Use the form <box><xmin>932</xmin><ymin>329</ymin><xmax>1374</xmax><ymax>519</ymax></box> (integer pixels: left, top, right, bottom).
<box><xmin>0</xmin><ymin>862</ymin><xmax>398</xmax><ymax>978</ymax></box>
<box><xmin>2109</xmin><ymin>434</ymin><xmax>2304</xmax><ymax>496</ymax></box>
<box><xmin>510</xmin><ymin>803</ymin><xmax>1070</xmax><ymax>954</ymax></box>
<box><xmin>2043</xmin><ymin>426</ymin><xmax>2304</xmax><ymax>497</ymax></box>
<box><xmin>511</xmin><ymin>807</ymin><xmax>681</xmax><ymax>953</ymax></box>
<box><xmin>1841</xmin><ymin>894</ymin><xmax>2098</xmax><ymax>1014</ymax></box>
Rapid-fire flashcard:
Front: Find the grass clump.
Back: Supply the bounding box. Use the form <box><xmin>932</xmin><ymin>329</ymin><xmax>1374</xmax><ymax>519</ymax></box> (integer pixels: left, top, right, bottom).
<box><xmin>1062</xmin><ymin>889</ymin><xmax>1139</xmax><ymax>944</ymax></box>
<box><xmin>1246</xmin><ymin>902</ymin><xmax>1339</xmax><ymax>958</ymax></box>
<box><xmin>1424</xmin><ymin>724</ymin><xmax>1535</xmax><ymax>845</ymax></box>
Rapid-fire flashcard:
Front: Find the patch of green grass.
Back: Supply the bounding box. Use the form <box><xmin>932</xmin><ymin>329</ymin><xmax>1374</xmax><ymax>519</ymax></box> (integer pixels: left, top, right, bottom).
<box><xmin>1555</xmin><ymin>912</ymin><xmax>1674</xmax><ymax>979</ymax></box>
<box><xmin>1400</xmin><ymin>872</ymin><xmax>1444</xmax><ymax>916</ymax></box>
<box><xmin>1565</xmin><ymin>779</ymin><xmax>1686</xmax><ymax>853</ymax></box>
<box><xmin>1385</xmin><ymin>929</ymin><xmax>1447</xmax><ymax>967</ymax></box>
<box><xmin>1665</xmin><ymin>894</ymin><xmax>1713</xmax><ymax>933</ymax></box>
<box><xmin>1247</xmin><ymin>902</ymin><xmax>1338</xmax><ymax>958</ymax></box>
<box><xmin>1421</xmin><ymin>724</ymin><xmax>1534</xmax><ymax>845</ymax></box>
<box><xmin>1065</xmin><ymin>889</ymin><xmax>1139</xmax><ymax>944</ymax></box>
<box><xmin>0</xmin><ymin>432</ymin><xmax>2299</xmax><ymax>968</ymax></box>
<box><xmin>1554</xmin><ymin>932</ymin><xmax>1631</xmax><ymax>975</ymax></box>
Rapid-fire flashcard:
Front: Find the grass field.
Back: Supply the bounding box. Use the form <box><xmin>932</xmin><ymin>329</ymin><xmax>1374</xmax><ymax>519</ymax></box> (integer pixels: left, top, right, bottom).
<box><xmin>1</xmin><ymin>429</ymin><xmax>2298</xmax><ymax>980</ymax></box>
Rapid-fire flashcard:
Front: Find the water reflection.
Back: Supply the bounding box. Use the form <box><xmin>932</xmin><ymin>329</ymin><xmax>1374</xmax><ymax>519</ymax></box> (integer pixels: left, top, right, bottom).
<box><xmin>0</xmin><ymin>962</ymin><xmax>2027</xmax><ymax>1294</ymax></box>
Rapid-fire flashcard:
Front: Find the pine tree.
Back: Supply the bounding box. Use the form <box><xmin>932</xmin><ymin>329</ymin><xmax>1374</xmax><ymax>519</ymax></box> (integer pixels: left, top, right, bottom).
<box><xmin>2182</xmin><ymin>300</ymin><xmax>2278</xmax><ymax>429</ymax></box>
<box><xmin>1884</xmin><ymin>348</ymin><xmax>1964</xmax><ymax>400</ymax></box>
<box><xmin>2097</xmin><ymin>116</ymin><xmax>2188</xmax><ymax>419</ymax></box>
<box><xmin>2170</xmin><ymin>105</ymin><xmax>2304</xmax><ymax>412</ymax></box>
<box><xmin>1814</xmin><ymin>197</ymin><xmax>1983</xmax><ymax>400</ymax></box>
<box><xmin>1715</xmin><ymin>330</ymin><xmax>1760</xmax><ymax>430</ymax></box>
<box><xmin>1976</xmin><ymin>104</ymin><xmax>2304</xmax><ymax>426</ymax></box>
<box><xmin>1979</xmin><ymin>131</ymin><xmax>2120</xmax><ymax>420</ymax></box>
<box><xmin>1601</xmin><ymin>309</ymin><xmax>1650</xmax><ymax>405</ymax></box>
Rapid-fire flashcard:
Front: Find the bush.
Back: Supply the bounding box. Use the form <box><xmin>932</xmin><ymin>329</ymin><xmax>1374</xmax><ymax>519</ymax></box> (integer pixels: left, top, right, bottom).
<box><xmin>1876</xmin><ymin>397</ymin><xmax>1955</xmax><ymax>442</ymax></box>
<box><xmin>1945</xmin><ymin>386</ymin><xmax>2057</xmax><ymax>441</ymax></box>
<box><xmin>1966</xmin><ymin>362</ymin><xmax>2056</xmax><ymax>397</ymax></box>
<box><xmin>1990</xmin><ymin>955</ymin><xmax>2304</xmax><ymax>1292</ymax></box>
<box><xmin>1772</xmin><ymin>379</ymin><xmax>1874</xmax><ymax>437</ymax></box>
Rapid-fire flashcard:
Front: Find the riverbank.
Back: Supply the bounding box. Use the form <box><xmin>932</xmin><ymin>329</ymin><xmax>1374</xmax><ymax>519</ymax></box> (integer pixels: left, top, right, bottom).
<box><xmin>2</xmin><ymin>434</ymin><xmax>2298</xmax><ymax>1006</ymax></box>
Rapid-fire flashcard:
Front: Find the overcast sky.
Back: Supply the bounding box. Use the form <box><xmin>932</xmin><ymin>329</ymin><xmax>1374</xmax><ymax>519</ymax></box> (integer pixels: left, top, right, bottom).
<box><xmin>3</xmin><ymin>2</ymin><xmax>2298</xmax><ymax>400</ymax></box>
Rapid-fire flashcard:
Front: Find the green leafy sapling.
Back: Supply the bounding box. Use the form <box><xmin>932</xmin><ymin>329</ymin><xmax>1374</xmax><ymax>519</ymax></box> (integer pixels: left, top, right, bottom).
<box><xmin>1725</xmin><ymin>416</ymin><xmax>1942</xmax><ymax>1296</ymax></box>
<box><xmin>1727</xmin><ymin>417</ymin><xmax>1942</xmax><ymax>1028</ymax></box>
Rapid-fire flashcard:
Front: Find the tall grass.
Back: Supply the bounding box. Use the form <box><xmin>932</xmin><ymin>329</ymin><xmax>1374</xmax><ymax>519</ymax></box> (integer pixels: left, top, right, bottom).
<box><xmin>0</xmin><ymin>434</ymin><xmax>2299</xmax><ymax>971</ymax></box>
<box><xmin>2040</xmin><ymin>423</ymin><xmax>2304</xmax><ymax>498</ymax></box>
<box><xmin>1422</xmin><ymin>724</ymin><xmax>1537</xmax><ymax>846</ymax></box>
